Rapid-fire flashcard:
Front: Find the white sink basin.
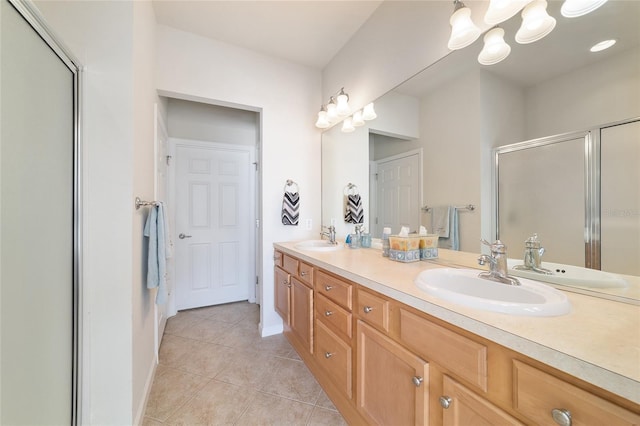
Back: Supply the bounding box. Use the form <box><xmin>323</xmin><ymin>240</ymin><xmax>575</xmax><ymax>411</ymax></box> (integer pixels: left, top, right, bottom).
<box><xmin>507</xmin><ymin>259</ymin><xmax>628</xmax><ymax>289</ymax></box>
<box><xmin>294</xmin><ymin>240</ymin><xmax>343</xmax><ymax>252</ymax></box>
<box><xmin>414</xmin><ymin>268</ymin><xmax>571</xmax><ymax>317</ymax></box>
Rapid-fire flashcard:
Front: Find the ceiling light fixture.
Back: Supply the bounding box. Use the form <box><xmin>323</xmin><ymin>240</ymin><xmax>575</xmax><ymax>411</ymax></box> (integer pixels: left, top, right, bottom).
<box><xmin>447</xmin><ymin>0</ymin><xmax>481</xmax><ymax>50</ymax></box>
<box><xmin>561</xmin><ymin>0</ymin><xmax>608</xmax><ymax>18</ymax></box>
<box><xmin>484</xmin><ymin>0</ymin><xmax>533</xmax><ymax>25</ymax></box>
<box><xmin>590</xmin><ymin>39</ymin><xmax>616</xmax><ymax>52</ymax></box>
<box><xmin>515</xmin><ymin>0</ymin><xmax>556</xmax><ymax>44</ymax></box>
<box><xmin>478</xmin><ymin>27</ymin><xmax>511</xmax><ymax>65</ymax></box>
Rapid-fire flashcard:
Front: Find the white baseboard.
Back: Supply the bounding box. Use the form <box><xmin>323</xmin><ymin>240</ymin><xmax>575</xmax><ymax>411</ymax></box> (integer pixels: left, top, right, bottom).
<box><xmin>133</xmin><ymin>357</ymin><xmax>158</xmax><ymax>426</ymax></box>
<box><xmin>260</xmin><ymin>322</ymin><xmax>284</xmax><ymax>337</ymax></box>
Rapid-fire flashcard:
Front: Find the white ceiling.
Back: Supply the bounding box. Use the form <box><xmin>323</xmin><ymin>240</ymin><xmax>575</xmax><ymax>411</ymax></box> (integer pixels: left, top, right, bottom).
<box><xmin>152</xmin><ymin>0</ymin><xmax>383</xmax><ymax>69</ymax></box>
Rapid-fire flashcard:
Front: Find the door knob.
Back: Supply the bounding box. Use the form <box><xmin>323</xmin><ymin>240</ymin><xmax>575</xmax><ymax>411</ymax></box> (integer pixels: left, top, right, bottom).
<box><xmin>179</xmin><ymin>233</ymin><xmax>192</xmax><ymax>239</ymax></box>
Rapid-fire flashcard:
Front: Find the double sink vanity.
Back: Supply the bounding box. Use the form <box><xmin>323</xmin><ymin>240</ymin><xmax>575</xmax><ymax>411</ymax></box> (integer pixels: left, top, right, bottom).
<box><xmin>273</xmin><ymin>241</ymin><xmax>640</xmax><ymax>425</ymax></box>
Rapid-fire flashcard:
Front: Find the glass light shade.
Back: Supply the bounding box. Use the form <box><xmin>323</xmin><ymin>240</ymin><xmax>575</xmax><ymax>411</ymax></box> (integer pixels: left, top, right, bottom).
<box><xmin>315</xmin><ymin>110</ymin><xmax>330</xmax><ymax>129</ymax></box>
<box><xmin>326</xmin><ymin>99</ymin><xmax>338</xmax><ymax>122</ymax></box>
<box><xmin>362</xmin><ymin>103</ymin><xmax>377</xmax><ymax>121</ymax></box>
<box><xmin>590</xmin><ymin>39</ymin><xmax>616</xmax><ymax>52</ymax></box>
<box><xmin>561</xmin><ymin>0</ymin><xmax>607</xmax><ymax>17</ymax></box>
<box><xmin>478</xmin><ymin>27</ymin><xmax>511</xmax><ymax>65</ymax></box>
<box><xmin>336</xmin><ymin>92</ymin><xmax>350</xmax><ymax>116</ymax></box>
<box><xmin>341</xmin><ymin>117</ymin><xmax>355</xmax><ymax>133</ymax></box>
<box><xmin>447</xmin><ymin>5</ymin><xmax>481</xmax><ymax>50</ymax></box>
<box><xmin>352</xmin><ymin>111</ymin><xmax>365</xmax><ymax>127</ymax></box>
<box><xmin>515</xmin><ymin>0</ymin><xmax>556</xmax><ymax>44</ymax></box>
<box><xmin>484</xmin><ymin>0</ymin><xmax>533</xmax><ymax>25</ymax></box>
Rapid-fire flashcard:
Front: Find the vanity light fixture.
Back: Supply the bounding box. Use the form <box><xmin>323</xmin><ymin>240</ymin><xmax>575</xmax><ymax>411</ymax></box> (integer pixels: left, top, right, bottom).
<box><xmin>326</xmin><ymin>96</ymin><xmax>338</xmax><ymax>123</ymax></box>
<box><xmin>515</xmin><ymin>0</ymin><xmax>556</xmax><ymax>44</ymax></box>
<box><xmin>362</xmin><ymin>103</ymin><xmax>377</xmax><ymax>121</ymax></box>
<box><xmin>315</xmin><ymin>88</ymin><xmax>353</xmax><ymax>128</ymax></box>
<box><xmin>447</xmin><ymin>0</ymin><xmax>481</xmax><ymax>50</ymax></box>
<box><xmin>561</xmin><ymin>0</ymin><xmax>608</xmax><ymax>18</ymax></box>
<box><xmin>352</xmin><ymin>110</ymin><xmax>365</xmax><ymax>127</ymax></box>
<box><xmin>336</xmin><ymin>88</ymin><xmax>351</xmax><ymax>116</ymax></box>
<box><xmin>341</xmin><ymin>117</ymin><xmax>355</xmax><ymax>133</ymax></box>
<box><xmin>484</xmin><ymin>0</ymin><xmax>533</xmax><ymax>25</ymax></box>
<box><xmin>315</xmin><ymin>105</ymin><xmax>331</xmax><ymax>129</ymax></box>
<box><xmin>590</xmin><ymin>39</ymin><xmax>616</xmax><ymax>52</ymax></box>
<box><xmin>478</xmin><ymin>27</ymin><xmax>511</xmax><ymax>65</ymax></box>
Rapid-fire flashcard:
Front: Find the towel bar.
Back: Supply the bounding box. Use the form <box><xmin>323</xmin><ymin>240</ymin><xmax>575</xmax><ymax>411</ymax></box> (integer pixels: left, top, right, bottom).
<box><xmin>135</xmin><ymin>197</ymin><xmax>159</xmax><ymax>210</ymax></box>
<box><xmin>422</xmin><ymin>204</ymin><xmax>475</xmax><ymax>212</ymax></box>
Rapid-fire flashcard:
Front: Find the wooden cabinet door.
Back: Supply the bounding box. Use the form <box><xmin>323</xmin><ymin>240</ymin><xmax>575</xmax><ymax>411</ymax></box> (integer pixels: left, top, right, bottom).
<box><xmin>442</xmin><ymin>375</ymin><xmax>524</xmax><ymax>426</ymax></box>
<box><xmin>357</xmin><ymin>320</ymin><xmax>428</xmax><ymax>426</ymax></box>
<box><xmin>290</xmin><ymin>277</ymin><xmax>313</xmax><ymax>353</ymax></box>
<box><xmin>274</xmin><ymin>266</ymin><xmax>290</xmax><ymax>324</ymax></box>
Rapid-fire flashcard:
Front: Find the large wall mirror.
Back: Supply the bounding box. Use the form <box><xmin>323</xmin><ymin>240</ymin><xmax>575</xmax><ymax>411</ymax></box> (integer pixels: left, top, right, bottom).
<box><xmin>321</xmin><ymin>0</ymin><xmax>639</xmax><ymax>303</ymax></box>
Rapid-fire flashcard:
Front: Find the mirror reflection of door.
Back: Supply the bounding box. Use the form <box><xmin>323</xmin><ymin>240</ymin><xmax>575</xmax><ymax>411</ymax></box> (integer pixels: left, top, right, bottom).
<box><xmin>371</xmin><ymin>150</ymin><xmax>422</xmax><ymax>238</ymax></box>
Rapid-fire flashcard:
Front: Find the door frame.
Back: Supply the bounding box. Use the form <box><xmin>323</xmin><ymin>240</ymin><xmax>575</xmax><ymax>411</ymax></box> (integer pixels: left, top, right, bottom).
<box><xmin>168</xmin><ymin>137</ymin><xmax>257</xmax><ymax>308</ymax></box>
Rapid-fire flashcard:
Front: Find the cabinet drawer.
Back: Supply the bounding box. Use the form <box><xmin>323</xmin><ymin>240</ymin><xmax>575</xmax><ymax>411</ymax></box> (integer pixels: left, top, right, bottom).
<box><xmin>282</xmin><ymin>254</ymin><xmax>299</xmax><ymax>275</ymax></box>
<box><xmin>316</xmin><ymin>293</ymin><xmax>352</xmax><ymax>339</ymax></box>
<box><xmin>357</xmin><ymin>288</ymin><xmax>389</xmax><ymax>332</ymax></box>
<box><xmin>399</xmin><ymin>308</ymin><xmax>487</xmax><ymax>392</ymax></box>
<box><xmin>315</xmin><ymin>319</ymin><xmax>352</xmax><ymax>399</ymax></box>
<box><xmin>316</xmin><ymin>270</ymin><xmax>352</xmax><ymax>310</ymax></box>
<box><xmin>513</xmin><ymin>360</ymin><xmax>640</xmax><ymax>425</ymax></box>
<box><xmin>299</xmin><ymin>261</ymin><xmax>314</xmax><ymax>286</ymax></box>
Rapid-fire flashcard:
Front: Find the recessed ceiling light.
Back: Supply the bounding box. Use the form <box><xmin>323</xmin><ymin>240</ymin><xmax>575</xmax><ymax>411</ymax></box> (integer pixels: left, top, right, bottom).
<box><xmin>590</xmin><ymin>39</ymin><xmax>616</xmax><ymax>52</ymax></box>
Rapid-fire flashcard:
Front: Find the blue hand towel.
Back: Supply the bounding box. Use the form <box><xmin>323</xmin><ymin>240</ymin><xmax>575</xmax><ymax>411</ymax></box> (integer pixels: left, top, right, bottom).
<box><xmin>437</xmin><ymin>207</ymin><xmax>460</xmax><ymax>251</ymax></box>
<box><xmin>144</xmin><ymin>202</ymin><xmax>167</xmax><ymax>305</ymax></box>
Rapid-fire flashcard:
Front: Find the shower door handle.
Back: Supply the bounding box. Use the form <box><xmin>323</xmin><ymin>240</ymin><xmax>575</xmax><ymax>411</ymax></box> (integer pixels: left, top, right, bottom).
<box><xmin>179</xmin><ymin>233</ymin><xmax>192</xmax><ymax>239</ymax></box>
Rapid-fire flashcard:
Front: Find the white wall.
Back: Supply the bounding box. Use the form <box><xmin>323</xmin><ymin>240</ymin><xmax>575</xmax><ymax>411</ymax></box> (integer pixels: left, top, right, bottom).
<box><xmin>35</xmin><ymin>1</ymin><xmax>158</xmax><ymax>424</ymax></box>
<box><xmin>167</xmin><ymin>98</ymin><xmax>258</xmax><ymax>145</ymax></box>
<box><xmin>155</xmin><ymin>25</ymin><xmax>321</xmax><ymax>337</ymax></box>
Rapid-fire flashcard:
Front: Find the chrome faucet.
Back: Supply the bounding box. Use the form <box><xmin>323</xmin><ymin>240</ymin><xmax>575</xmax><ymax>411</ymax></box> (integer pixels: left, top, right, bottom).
<box><xmin>513</xmin><ymin>234</ymin><xmax>553</xmax><ymax>275</ymax></box>
<box><xmin>320</xmin><ymin>225</ymin><xmax>337</xmax><ymax>245</ymax></box>
<box><xmin>477</xmin><ymin>239</ymin><xmax>521</xmax><ymax>286</ymax></box>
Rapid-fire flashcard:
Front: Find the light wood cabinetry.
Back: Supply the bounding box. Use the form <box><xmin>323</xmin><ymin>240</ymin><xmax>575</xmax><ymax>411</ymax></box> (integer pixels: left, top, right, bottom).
<box><xmin>357</xmin><ymin>320</ymin><xmax>429</xmax><ymax>425</ymax></box>
<box><xmin>273</xmin><ymin>249</ymin><xmax>640</xmax><ymax>426</ymax></box>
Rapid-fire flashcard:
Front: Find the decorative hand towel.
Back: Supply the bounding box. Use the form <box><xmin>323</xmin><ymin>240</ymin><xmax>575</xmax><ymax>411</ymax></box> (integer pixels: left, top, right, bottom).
<box><xmin>345</xmin><ymin>194</ymin><xmax>364</xmax><ymax>224</ymax></box>
<box><xmin>430</xmin><ymin>205</ymin><xmax>451</xmax><ymax>238</ymax></box>
<box><xmin>282</xmin><ymin>182</ymin><xmax>300</xmax><ymax>225</ymax></box>
<box><xmin>143</xmin><ymin>202</ymin><xmax>168</xmax><ymax>304</ymax></box>
<box><xmin>436</xmin><ymin>207</ymin><xmax>460</xmax><ymax>251</ymax></box>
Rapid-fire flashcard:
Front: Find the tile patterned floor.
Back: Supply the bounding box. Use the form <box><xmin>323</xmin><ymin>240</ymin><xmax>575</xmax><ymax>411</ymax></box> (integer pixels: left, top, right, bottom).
<box><xmin>143</xmin><ymin>301</ymin><xmax>347</xmax><ymax>426</ymax></box>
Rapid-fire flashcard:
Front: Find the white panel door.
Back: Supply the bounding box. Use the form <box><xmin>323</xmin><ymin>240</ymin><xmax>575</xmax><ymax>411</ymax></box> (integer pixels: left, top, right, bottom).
<box><xmin>375</xmin><ymin>152</ymin><xmax>422</xmax><ymax>234</ymax></box>
<box><xmin>174</xmin><ymin>142</ymin><xmax>253</xmax><ymax>310</ymax></box>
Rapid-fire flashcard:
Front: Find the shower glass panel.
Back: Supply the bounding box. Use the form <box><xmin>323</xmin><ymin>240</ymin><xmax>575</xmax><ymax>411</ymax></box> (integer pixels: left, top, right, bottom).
<box><xmin>600</xmin><ymin>120</ymin><xmax>640</xmax><ymax>276</ymax></box>
<box><xmin>496</xmin><ymin>134</ymin><xmax>586</xmax><ymax>267</ymax></box>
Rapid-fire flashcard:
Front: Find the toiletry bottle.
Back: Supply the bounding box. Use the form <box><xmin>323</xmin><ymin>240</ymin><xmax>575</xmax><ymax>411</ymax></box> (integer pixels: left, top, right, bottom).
<box><xmin>382</xmin><ymin>227</ymin><xmax>391</xmax><ymax>257</ymax></box>
<box><xmin>361</xmin><ymin>229</ymin><xmax>372</xmax><ymax>248</ymax></box>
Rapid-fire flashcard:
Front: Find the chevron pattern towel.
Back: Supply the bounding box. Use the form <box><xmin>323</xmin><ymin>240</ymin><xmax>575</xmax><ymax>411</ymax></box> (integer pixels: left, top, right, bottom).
<box><xmin>282</xmin><ymin>189</ymin><xmax>300</xmax><ymax>225</ymax></box>
<box><xmin>344</xmin><ymin>194</ymin><xmax>364</xmax><ymax>224</ymax></box>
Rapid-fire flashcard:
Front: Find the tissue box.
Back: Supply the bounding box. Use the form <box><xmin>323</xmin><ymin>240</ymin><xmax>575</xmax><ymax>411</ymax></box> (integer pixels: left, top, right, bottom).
<box><xmin>419</xmin><ymin>234</ymin><xmax>439</xmax><ymax>260</ymax></box>
<box><xmin>388</xmin><ymin>235</ymin><xmax>421</xmax><ymax>263</ymax></box>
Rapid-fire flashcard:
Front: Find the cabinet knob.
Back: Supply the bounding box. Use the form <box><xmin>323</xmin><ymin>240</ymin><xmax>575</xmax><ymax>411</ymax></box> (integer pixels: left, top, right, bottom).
<box><xmin>439</xmin><ymin>396</ymin><xmax>452</xmax><ymax>409</ymax></box>
<box><xmin>412</xmin><ymin>376</ymin><xmax>423</xmax><ymax>387</ymax></box>
<box><xmin>551</xmin><ymin>408</ymin><xmax>572</xmax><ymax>426</ymax></box>
<box><xmin>324</xmin><ymin>285</ymin><xmax>333</xmax><ymax>291</ymax></box>
<box><xmin>325</xmin><ymin>310</ymin><xmax>333</xmax><ymax>316</ymax></box>
<box><xmin>324</xmin><ymin>352</ymin><xmax>333</xmax><ymax>359</ymax></box>
<box><xmin>300</xmin><ymin>271</ymin><xmax>307</xmax><ymax>277</ymax></box>
<box><xmin>363</xmin><ymin>306</ymin><xmax>373</xmax><ymax>314</ymax></box>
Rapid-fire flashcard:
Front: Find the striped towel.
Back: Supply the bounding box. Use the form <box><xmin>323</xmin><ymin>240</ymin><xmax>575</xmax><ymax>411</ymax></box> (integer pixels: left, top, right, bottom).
<box><xmin>282</xmin><ymin>189</ymin><xmax>300</xmax><ymax>225</ymax></box>
<box><xmin>344</xmin><ymin>194</ymin><xmax>364</xmax><ymax>224</ymax></box>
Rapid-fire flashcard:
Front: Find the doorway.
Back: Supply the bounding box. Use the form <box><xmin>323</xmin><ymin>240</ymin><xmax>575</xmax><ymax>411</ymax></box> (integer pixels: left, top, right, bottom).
<box><xmin>1</xmin><ymin>0</ymin><xmax>80</xmax><ymax>423</ymax></box>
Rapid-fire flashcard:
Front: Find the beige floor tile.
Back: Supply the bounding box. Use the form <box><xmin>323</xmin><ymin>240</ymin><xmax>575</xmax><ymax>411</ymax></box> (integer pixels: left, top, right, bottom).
<box><xmin>203</xmin><ymin>301</ymin><xmax>258</xmax><ymax>324</ymax></box>
<box><xmin>260</xmin><ymin>358</ymin><xmax>322</xmax><ymax>404</ymax></box>
<box><xmin>165</xmin><ymin>380</ymin><xmax>255</xmax><ymax>426</ymax></box>
<box><xmin>307</xmin><ymin>406</ymin><xmax>348</xmax><ymax>426</ymax></box>
<box><xmin>159</xmin><ymin>334</ymin><xmax>204</xmax><ymax>368</ymax></box>
<box><xmin>214</xmin><ymin>347</ymin><xmax>280</xmax><ymax>388</ymax></box>
<box><xmin>164</xmin><ymin>311</ymin><xmax>203</xmax><ymax>335</ymax></box>
<box><xmin>171</xmin><ymin>317</ymin><xmax>234</xmax><ymax>343</ymax></box>
<box><xmin>236</xmin><ymin>391</ymin><xmax>314</xmax><ymax>426</ymax></box>
<box><xmin>181</xmin><ymin>342</ymin><xmax>235</xmax><ymax>378</ymax></box>
<box><xmin>315</xmin><ymin>389</ymin><xmax>338</xmax><ymax>412</ymax></box>
<box><xmin>142</xmin><ymin>416</ymin><xmax>165</xmax><ymax>426</ymax></box>
<box><xmin>143</xmin><ymin>365</ymin><xmax>209</xmax><ymax>421</ymax></box>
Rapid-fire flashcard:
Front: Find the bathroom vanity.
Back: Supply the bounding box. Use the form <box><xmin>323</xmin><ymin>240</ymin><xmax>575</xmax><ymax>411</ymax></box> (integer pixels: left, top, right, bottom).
<box><xmin>273</xmin><ymin>243</ymin><xmax>640</xmax><ymax>425</ymax></box>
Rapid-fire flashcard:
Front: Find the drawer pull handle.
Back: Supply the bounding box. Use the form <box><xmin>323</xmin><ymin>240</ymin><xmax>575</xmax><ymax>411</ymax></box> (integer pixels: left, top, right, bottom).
<box><xmin>300</xmin><ymin>271</ymin><xmax>307</xmax><ymax>277</ymax></box>
<box><xmin>325</xmin><ymin>310</ymin><xmax>333</xmax><ymax>316</ymax></box>
<box><xmin>363</xmin><ymin>306</ymin><xmax>373</xmax><ymax>314</ymax></box>
<box><xmin>325</xmin><ymin>285</ymin><xmax>333</xmax><ymax>291</ymax></box>
<box><xmin>412</xmin><ymin>376</ymin><xmax>424</xmax><ymax>387</ymax></box>
<box><xmin>439</xmin><ymin>396</ymin><xmax>452</xmax><ymax>409</ymax></box>
<box><xmin>551</xmin><ymin>408</ymin><xmax>572</xmax><ymax>426</ymax></box>
<box><xmin>324</xmin><ymin>352</ymin><xmax>333</xmax><ymax>359</ymax></box>
<box><xmin>287</xmin><ymin>284</ymin><xmax>291</xmax><ymax>288</ymax></box>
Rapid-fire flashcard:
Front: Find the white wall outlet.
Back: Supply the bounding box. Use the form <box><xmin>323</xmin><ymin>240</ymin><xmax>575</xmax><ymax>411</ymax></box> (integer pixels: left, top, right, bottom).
<box><xmin>305</xmin><ymin>218</ymin><xmax>312</xmax><ymax>230</ymax></box>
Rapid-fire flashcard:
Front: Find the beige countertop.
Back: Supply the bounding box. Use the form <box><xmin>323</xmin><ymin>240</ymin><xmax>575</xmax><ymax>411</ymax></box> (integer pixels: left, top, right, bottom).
<box><xmin>274</xmin><ymin>241</ymin><xmax>640</xmax><ymax>405</ymax></box>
